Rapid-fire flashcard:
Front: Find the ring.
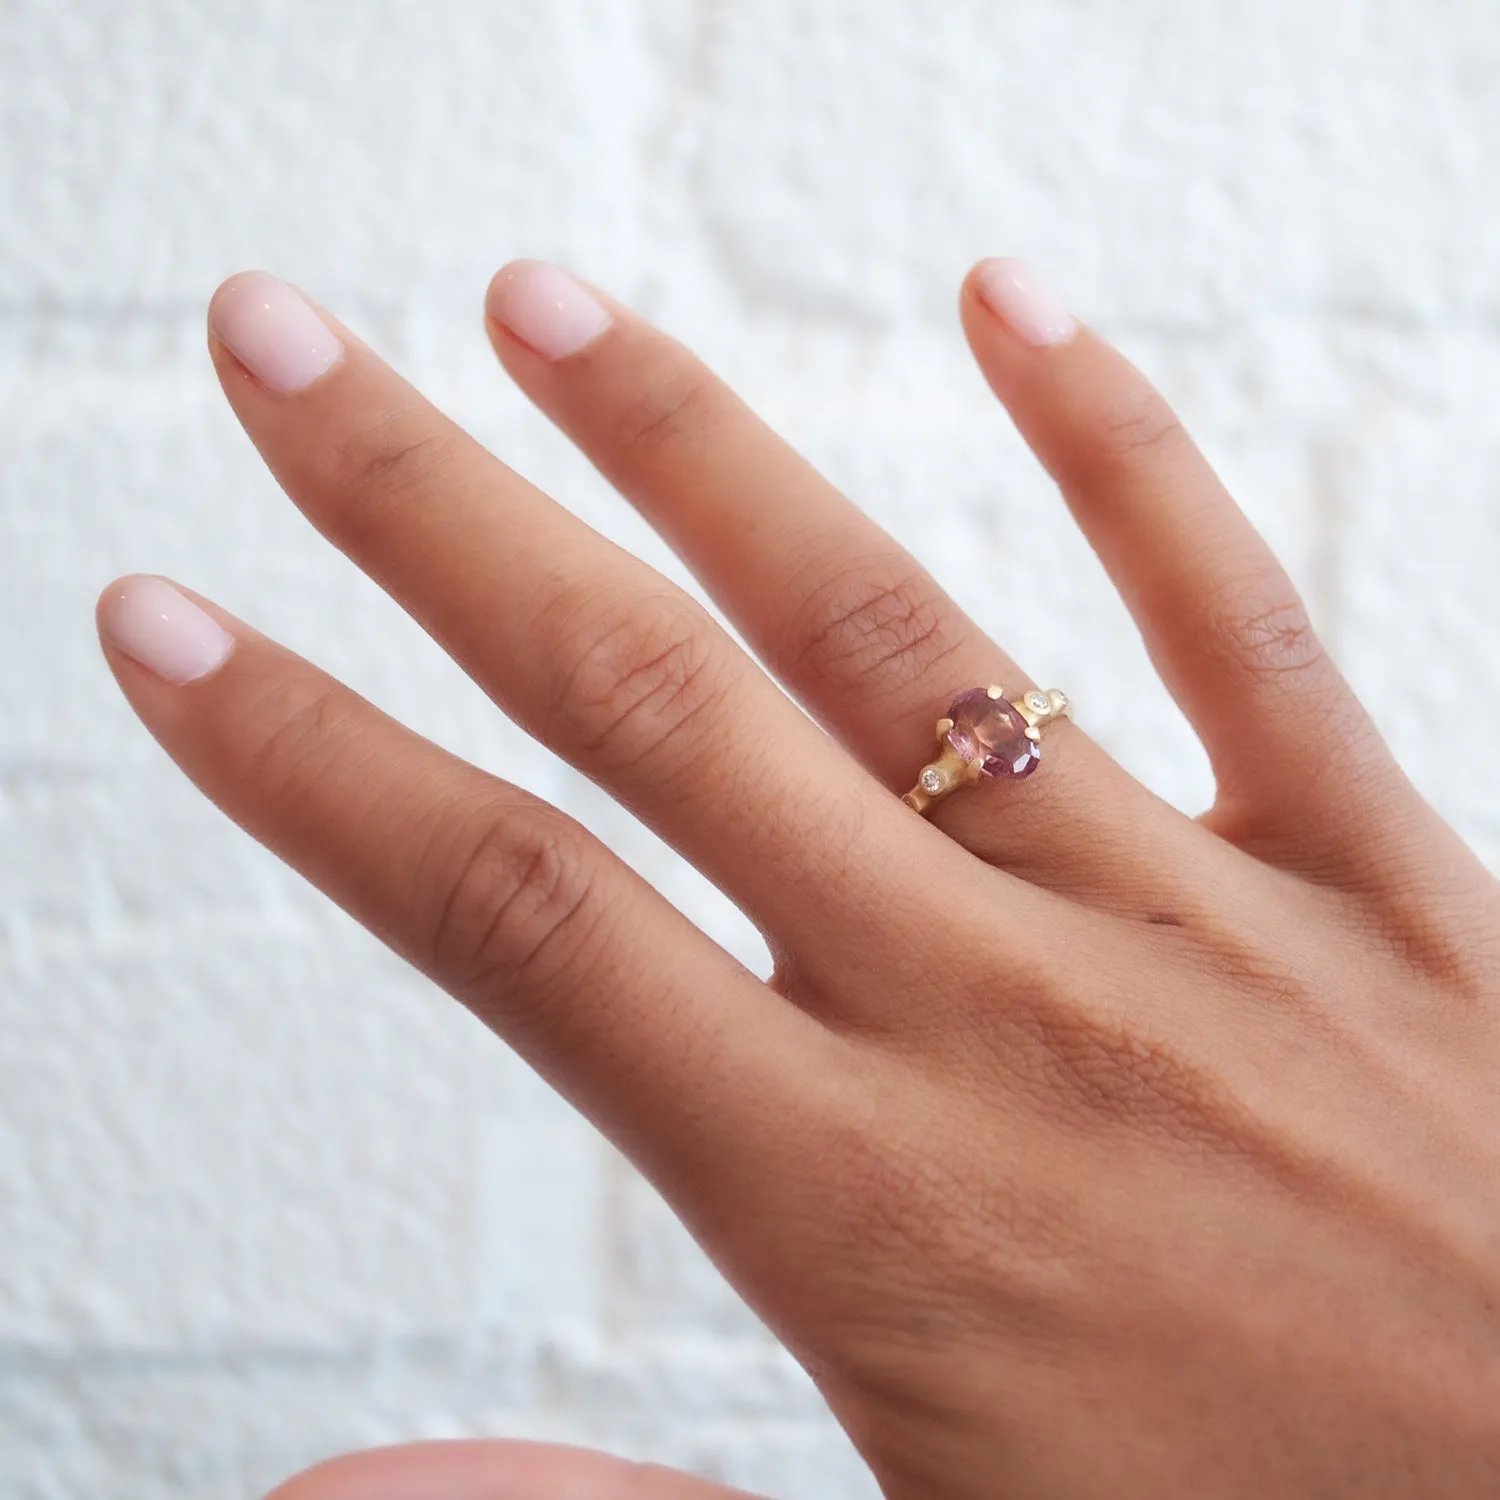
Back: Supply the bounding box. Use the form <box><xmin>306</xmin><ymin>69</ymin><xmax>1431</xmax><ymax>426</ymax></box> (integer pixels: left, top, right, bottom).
<box><xmin>901</xmin><ymin>685</ymin><xmax>1071</xmax><ymax>814</ymax></box>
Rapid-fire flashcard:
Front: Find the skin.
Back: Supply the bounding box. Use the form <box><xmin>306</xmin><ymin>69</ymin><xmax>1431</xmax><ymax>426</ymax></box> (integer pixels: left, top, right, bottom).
<box><xmin>99</xmin><ymin>264</ymin><xmax>1500</xmax><ymax>1499</ymax></box>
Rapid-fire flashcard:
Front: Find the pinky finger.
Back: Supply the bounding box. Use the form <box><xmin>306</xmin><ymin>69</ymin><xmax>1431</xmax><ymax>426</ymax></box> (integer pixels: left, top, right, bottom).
<box><xmin>96</xmin><ymin>574</ymin><xmax>830</xmax><ymax>1215</ymax></box>
<box><xmin>959</xmin><ymin>260</ymin><xmax>1416</xmax><ymax>873</ymax></box>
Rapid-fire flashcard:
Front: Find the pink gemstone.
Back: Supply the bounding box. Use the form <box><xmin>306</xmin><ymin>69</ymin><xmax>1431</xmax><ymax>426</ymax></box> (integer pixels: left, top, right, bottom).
<box><xmin>946</xmin><ymin>688</ymin><xmax>1041</xmax><ymax>779</ymax></box>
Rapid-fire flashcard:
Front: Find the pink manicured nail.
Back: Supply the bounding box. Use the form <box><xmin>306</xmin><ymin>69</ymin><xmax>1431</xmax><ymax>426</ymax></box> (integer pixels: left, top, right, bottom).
<box><xmin>486</xmin><ymin>260</ymin><xmax>613</xmax><ymax>360</ymax></box>
<box><xmin>99</xmin><ymin>576</ymin><xmax>234</xmax><ymax>685</ymax></box>
<box><xmin>974</xmin><ymin>258</ymin><xmax>1077</xmax><ymax>348</ymax></box>
<box><xmin>209</xmin><ymin>270</ymin><xmax>343</xmax><ymax>393</ymax></box>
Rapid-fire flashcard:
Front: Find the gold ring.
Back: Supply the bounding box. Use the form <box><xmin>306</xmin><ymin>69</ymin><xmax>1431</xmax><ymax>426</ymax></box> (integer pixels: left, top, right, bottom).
<box><xmin>902</xmin><ymin>685</ymin><xmax>1071</xmax><ymax>814</ymax></box>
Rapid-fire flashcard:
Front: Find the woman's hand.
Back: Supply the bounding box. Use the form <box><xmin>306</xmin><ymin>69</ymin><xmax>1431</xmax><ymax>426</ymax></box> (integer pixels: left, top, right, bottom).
<box><xmin>98</xmin><ymin>258</ymin><xmax>1500</xmax><ymax>1498</ymax></box>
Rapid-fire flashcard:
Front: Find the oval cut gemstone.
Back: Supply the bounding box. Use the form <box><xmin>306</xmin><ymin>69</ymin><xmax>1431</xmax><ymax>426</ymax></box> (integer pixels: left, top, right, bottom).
<box><xmin>945</xmin><ymin>688</ymin><xmax>1040</xmax><ymax>778</ymax></box>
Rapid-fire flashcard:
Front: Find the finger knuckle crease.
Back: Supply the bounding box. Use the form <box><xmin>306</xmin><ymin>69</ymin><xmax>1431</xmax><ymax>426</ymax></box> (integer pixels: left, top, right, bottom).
<box><xmin>326</xmin><ymin>409</ymin><xmax>457</xmax><ymax>507</ymax></box>
<box><xmin>558</xmin><ymin>600</ymin><xmax>729</xmax><ymax>772</ymax></box>
<box><xmin>1217</xmin><ymin>597</ymin><xmax>1325</xmax><ymax>682</ymax></box>
<box><xmin>1092</xmin><ymin>395</ymin><xmax>1185</xmax><ymax>465</ymax></box>
<box><xmin>243</xmin><ymin>682</ymin><xmax>351</xmax><ymax>799</ymax></box>
<box><xmin>611</xmin><ymin>368</ymin><xmax>715</xmax><ymax>460</ymax></box>
<box><xmin>794</xmin><ymin>566</ymin><xmax>960</xmax><ymax>691</ymax></box>
<box><xmin>430</xmin><ymin>817</ymin><xmax>599</xmax><ymax>1013</ymax></box>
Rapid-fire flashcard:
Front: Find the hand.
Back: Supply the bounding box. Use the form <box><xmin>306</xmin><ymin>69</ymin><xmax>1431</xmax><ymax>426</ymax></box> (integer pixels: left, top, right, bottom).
<box><xmin>98</xmin><ymin>257</ymin><xmax>1500</xmax><ymax>1498</ymax></box>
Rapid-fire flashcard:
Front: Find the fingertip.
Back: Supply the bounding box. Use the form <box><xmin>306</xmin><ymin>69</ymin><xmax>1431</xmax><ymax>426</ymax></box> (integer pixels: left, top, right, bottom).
<box><xmin>207</xmin><ymin>269</ymin><xmax>345</xmax><ymax>395</ymax></box>
<box><xmin>484</xmin><ymin>256</ymin><xmax>542</xmax><ymax>311</ymax></box>
<box><xmin>959</xmin><ymin>256</ymin><xmax>996</xmax><ymax>307</ymax></box>
<box><xmin>95</xmin><ymin>572</ymin><xmax>133</xmax><ymax>634</ymax></box>
<box><xmin>484</xmin><ymin>258</ymin><xmax>613</xmax><ymax>362</ymax></box>
<box><xmin>97</xmin><ymin>570</ymin><xmax>171</xmax><ymax>645</ymax></box>
<box><xmin>963</xmin><ymin>256</ymin><xmax>1079</xmax><ymax>350</ymax></box>
<box><xmin>207</xmin><ymin>267</ymin><xmax>271</xmax><ymax>324</ymax></box>
<box><xmin>96</xmin><ymin>574</ymin><xmax>236</xmax><ymax>686</ymax></box>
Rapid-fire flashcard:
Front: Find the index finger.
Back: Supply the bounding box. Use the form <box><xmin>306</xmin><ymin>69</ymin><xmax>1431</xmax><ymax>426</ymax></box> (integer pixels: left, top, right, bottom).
<box><xmin>97</xmin><ymin>574</ymin><xmax>842</xmax><ymax>1220</ymax></box>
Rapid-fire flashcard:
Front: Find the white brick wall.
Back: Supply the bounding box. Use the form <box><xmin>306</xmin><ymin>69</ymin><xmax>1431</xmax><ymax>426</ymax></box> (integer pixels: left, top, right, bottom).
<box><xmin>3</xmin><ymin>2</ymin><xmax>1496</xmax><ymax>1495</ymax></box>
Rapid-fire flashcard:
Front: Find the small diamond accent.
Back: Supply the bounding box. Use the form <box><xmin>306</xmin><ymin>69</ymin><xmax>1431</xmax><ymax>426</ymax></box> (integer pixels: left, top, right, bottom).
<box><xmin>1025</xmin><ymin>691</ymin><xmax>1049</xmax><ymax>714</ymax></box>
<box><xmin>919</xmin><ymin>767</ymin><xmax>945</xmax><ymax>794</ymax></box>
<box><xmin>1054</xmin><ymin>691</ymin><xmax>1068</xmax><ymax>710</ymax></box>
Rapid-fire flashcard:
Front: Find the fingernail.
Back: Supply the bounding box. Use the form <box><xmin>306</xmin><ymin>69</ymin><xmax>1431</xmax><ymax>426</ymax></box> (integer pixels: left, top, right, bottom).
<box><xmin>99</xmin><ymin>576</ymin><xmax>235</xmax><ymax>685</ymax></box>
<box><xmin>974</xmin><ymin>258</ymin><xmax>1078</xmax><ymax>348</ymax></box>
<box><xmin>209</xmin><ymin>270</ymin><xmax>343</xmax><ymax>393</ymax></box>
<box><xmin>486</xmin><ymin>259</ymin><xmax>612</xmax><ymax>360</ymax></box>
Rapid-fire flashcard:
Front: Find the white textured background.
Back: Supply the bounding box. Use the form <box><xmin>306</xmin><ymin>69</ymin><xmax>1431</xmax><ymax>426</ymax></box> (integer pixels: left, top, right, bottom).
<box><xmin>2</xmin><ymin>2</ymin><xmax>1498</xmax><ymax>1496</ymax></box>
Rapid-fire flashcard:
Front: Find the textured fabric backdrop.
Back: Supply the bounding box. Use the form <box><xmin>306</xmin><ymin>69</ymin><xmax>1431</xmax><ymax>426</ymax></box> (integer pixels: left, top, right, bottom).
<box><xmin>3</xmin><ymin>2</ymin><xmax>1497</xmax><ymax>1495</ymax></box>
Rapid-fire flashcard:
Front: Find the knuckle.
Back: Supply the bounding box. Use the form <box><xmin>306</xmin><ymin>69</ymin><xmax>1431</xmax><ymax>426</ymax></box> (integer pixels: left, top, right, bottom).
<box><xmin>609</xmin><ymin>364</ymin><xmax>716</xmax><ymax>463</ymax></box>
<box><xmin>1210</xmin><ymin>590</ymin><xmax>1328</xmax><ymax>686</ymax></box>
<box><xmin>789</xmin><ymin>559</ymin><xmax>961</xmax><ymax>694</ymax></box>
<box><xmin>427</xmin><ymin>808</ymin><xmax>602</xmax><ymax>1016</ymax></box>
<box><xmin>551</xmin><ymin>592</ymin><xmax>733</xmax><ymax>775</ymax></box>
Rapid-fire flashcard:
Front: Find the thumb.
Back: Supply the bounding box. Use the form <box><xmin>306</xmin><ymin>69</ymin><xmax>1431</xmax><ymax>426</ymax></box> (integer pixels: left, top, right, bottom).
<box><xmin>264</xmin><ymin>1439</ymin><xmax>764</xmax><ymax>1499</ymax></box>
